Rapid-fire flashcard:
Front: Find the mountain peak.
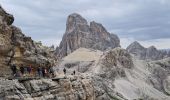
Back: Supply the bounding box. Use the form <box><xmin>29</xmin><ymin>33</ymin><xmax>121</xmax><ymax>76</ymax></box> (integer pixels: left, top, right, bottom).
<box><xmin>131</xmin><ymin>41</ymin><xmax>142</xmax><ymax>46</ymax></box>
<box><xmin>148</xmin><ymin>45</ymin><xmax>157</xmax><ymax>50</ymax></box>
<box><xmin>90</xmin><ymin>21</ymin><xmax>107</xmax><ymax>33</ymax></box>
<box><xmin>0</xmin><ymin>5</ymin><xmax>14</xmax><ymax>25</ymax></box>
<box><xmin>126</xmin><ymin>41</ymin><xmax>145</xmax><ymax>51</ymax></box>
<box><xmin>57</xmin><ymin>13</ymin><xmax>120</xmax><ymax>58</ymax></box>
<box><xmin>66</xmin><ymin>13</ymin><xmax>87</xmax><ymax>33</ymax></box>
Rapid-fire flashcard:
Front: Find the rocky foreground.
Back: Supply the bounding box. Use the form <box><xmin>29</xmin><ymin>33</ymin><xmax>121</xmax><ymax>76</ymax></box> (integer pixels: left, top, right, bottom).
<box><xmin>1</xmin><ymin>48</ymin><xmax>170</xmax><ymax>100</ymax></box>
<box><xmin>0</xmin><ymin>76</ymin><xmax>95</xmax><ymax>100</ymax></box>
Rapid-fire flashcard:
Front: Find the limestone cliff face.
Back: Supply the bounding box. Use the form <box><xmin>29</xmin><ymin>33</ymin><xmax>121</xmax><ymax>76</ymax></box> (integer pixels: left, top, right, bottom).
<box><xmin>0</xmin><ymin>5</ymin><xmax>56</xmax><ymax>76</ymax></box>
<box><xmin>126</xmin><ymin>41</ymin><xmax>169</xmax><ymax>60</ymax></box>
<box><xmin>56</xmin><ymin>13</ymin><xmax>120</xmax><ymax>58</ymax></box>
<box><xmin>0</xmin><ymin>76</ymin><xmax>95</xmax><ymax>100</ymax></box>
<box><xmin>97</xmin><ymin>47</ymin><xmax>134</xmax><ymax>79</ymax></box>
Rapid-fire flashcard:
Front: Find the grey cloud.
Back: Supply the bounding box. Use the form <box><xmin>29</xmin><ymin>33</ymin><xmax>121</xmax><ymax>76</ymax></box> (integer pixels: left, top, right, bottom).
<box><xmin>0</xmin><ymin>0</ymin><xmax>170</xmax><ymax>48</ymax></box>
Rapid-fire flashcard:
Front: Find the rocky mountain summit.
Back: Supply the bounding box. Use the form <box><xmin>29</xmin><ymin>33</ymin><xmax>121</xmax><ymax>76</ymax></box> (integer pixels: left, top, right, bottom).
<box><xmin>0</xmin><ymin>5</ymin><xmax>56</xmax><ymax>76</ymax></box>
<box><xmin>126</xmin><ymin>41</ymin><xmax>169</xmax><ymax>60</ymax></box>
<box><xmin>56</xmin><ymin>13</ymin><xmax>120</xmax><ymax>58</ymax></box>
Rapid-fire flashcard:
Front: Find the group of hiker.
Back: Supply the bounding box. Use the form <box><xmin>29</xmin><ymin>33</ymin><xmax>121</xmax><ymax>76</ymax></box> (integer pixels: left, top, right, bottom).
<box><xmin>10</xmin><ymin>63</ymin><xmax>77</xmax><ymax>78</ymax></box>
<box><xmin>10</xmin><ymin>64</ymin><xmax>55</xmax><ymax>78</ymax></box>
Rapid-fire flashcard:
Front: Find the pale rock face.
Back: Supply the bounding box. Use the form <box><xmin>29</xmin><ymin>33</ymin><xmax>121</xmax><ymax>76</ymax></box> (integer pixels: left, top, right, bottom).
<box><xmin>96</xmin><ymin>47</ymin><xmax>134</xmax><ymax>79</ymax></box>
<box><xmin>56</xmin><ymin>48</ymin><xmax>170</xmax><ymax>100</ymax></box>
<box><xmin>126</xmin><ymin>41</ymin><xmax>169</xmax><ymax>60</ymax></box>
<box><xmin>56</xmin><ymin>13</ymin><xmax>120</xmax><ymax>58</ymax></box>
<box><xmin>0</xmin><ymin>76</ymin><xmax>95</xmax><ymax>100</ymax></box>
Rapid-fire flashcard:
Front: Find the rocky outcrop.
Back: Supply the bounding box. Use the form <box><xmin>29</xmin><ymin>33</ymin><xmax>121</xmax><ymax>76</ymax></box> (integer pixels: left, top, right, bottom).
<box><xmin>56</xmin><ymin>13</ymin><xmax>120</xmax><ymax>58</ymax></box>
<box><xmin>126</xmin><ymin>41</ymin><xmax>169</xmax><ymax>60</ymax></box>
<box><xmin>96</xmin><ymin>47</ymin><xmax>134</xmax><ymax>79</ymax></box>
<box><xmin>0</xmin><ymin>5</ymin><xmax>56</xmax><ymax>76</ymax></box>
<box><xmin>56</xmin><ymin>47</ymin><xmax>170</xmax><ymax>100</ymax></box>
<box><xmin>0</xmin><ymin>76</ymin><xmax>95</xmax><ymax>100</ymax></box>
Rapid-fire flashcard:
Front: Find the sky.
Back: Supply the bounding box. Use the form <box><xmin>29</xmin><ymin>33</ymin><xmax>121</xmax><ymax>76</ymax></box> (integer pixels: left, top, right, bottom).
<box><xmin>0</xmin><ymin>0</ymin><xmax>170</xmax><ymax>49</ymax></box>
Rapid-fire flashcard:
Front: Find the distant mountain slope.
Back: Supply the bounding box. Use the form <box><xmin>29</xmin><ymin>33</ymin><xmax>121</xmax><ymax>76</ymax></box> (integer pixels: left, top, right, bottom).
<box><xmin>126</xmin><ymin>41</ymin><xmax>169</xmax><ymax>60</ymax></box>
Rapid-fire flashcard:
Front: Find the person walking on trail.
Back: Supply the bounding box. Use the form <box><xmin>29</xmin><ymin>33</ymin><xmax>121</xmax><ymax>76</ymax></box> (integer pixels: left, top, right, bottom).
<box><xmin>42</xmin><ymin>67</ymin><xmax>46</xmax><ymax>78</ymax></box>
<box><xmin>10</xmin><ymin>64</ymin><xmax>17</xmax><ymax>76</ymax></box>
<box><xmin>24</xmin><ymin>66</ymin><xmax>27</xmax><ymax>75</ymax></box>
<box><xmin>20</xmin><ymin>64</ymin><xmax>24</xmax><ymax>75</ymax></box>
<box><xmin>27</xmin><ymin>65</ymin><xmax>32</xmax><ymax>75</ymax></box>
<box><xmin>16</xmin><ymin>65</ymin><xmax>21</xmax><ymax>77</ymax></box>
<box><xmin>49</xmin><ymin>66</ymin><xmax>55</xmax><ymax>78</ymax></box>
<box><xmin>63</xmin><ymin>68</ymin><xmax>66</xmax><ymax>75</ymax></box>
<box><xmin>37</xmin><ymin>66</ymin><xmax>42</xmax><ymax>77</ymax></box>
<box><xmin>44</xmin><ymin>67</ymin><xmax>48</xmax><ymax>77</ymax></box>
<box><xmin>73</xmin><ymin>70</ymin><xmax>75</xmax><ymax>75</ymax></box>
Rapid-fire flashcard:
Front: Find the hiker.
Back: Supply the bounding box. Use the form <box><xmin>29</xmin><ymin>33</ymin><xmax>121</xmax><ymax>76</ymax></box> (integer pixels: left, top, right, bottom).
<box><xmin>63</xmin><ymin>68</ymin><xmax>66</xmax><ymax>75</ymax></box>
<box><xmin>24</xmin><ymin>65</ymin><xmax>28</xmax><ymax>75</ymax></box>
<box><xmin>42</xmin><ymin>67</ymin><xmax>46</xmax><ymax>77</ymax></box>
<box><xmin>49</xmin><ymin>66</ymin><xmax>55</xmax><ymax>78</ymax></box>
<box><xmin>37</xmin><ymin>66</ymin><xmax>42</xmax><ymax>77</ymax></box>
<box><xmin>44</xmin><ymin>67</ymin><xmax>48</xmax><ymax>77</ymax></box>
<box><xmin>16</xmin><ymin>65</ymin><xmax>21</xmax><ymax>77</ymax></box>
<box><xmin>27</xmin><ymin>65</ymin><xmax>32</xmax><ymax>75</ymax></box>
<box><xmin>20</xmin><ymin>64</ymin><xmax>24</xmax><ymax>75</ymax></box>
<box><xmin>10</xmin><ymin>64</ymin><xmax>17</xmax><ymax>76</ymax></box>
<box><xmin>73</xmin><ymin>70</ymin><xmax>75</xmax><ymax>75</ymax></box>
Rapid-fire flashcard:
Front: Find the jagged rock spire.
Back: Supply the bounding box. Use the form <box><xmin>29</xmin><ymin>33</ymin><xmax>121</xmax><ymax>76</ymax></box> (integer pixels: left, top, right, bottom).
<box><xmin>56</xmin><ymin>13</ymin><xmax>120</xmax><ymax>58</ymax></box>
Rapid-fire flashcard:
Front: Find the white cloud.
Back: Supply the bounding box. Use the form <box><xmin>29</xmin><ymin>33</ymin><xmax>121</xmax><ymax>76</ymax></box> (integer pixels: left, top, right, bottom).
<box><xmin>139</xmin><ymin>38</ymin><xmax>170</xmax><ymax>49</ymax></box>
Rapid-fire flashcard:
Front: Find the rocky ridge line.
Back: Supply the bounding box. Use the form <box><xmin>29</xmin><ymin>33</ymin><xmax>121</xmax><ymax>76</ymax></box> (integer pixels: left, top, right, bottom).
<box><xmin>126</xmin><ymin>41</ymin><xmax>170</xmax><ymax>60</ymax></box>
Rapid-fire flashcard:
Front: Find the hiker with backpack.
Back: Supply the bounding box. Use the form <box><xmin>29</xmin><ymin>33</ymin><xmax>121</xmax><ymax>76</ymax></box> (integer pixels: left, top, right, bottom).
<box><xmin>10</xmin><ymin>64</ymin><xmax>17</xmax><ymax>76</ymax></box>
<box><xmin>63</xmin><ymin>68</ymin><xmax>66</xmax><ymax>75</ymax></box>
<box><xmin>37</xmin><ymin>65</ymin><xmax>42</xmax><ymax>77</ymax></box>
<box><xmin>48</xmin><ymin>65</ymin><xmax>55</xmax><ymax>78</ymax></box>
<box><xmin>20</xmin><ymin>64</ymin><xmax>24</xmax><ymax>76</ymax></box>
